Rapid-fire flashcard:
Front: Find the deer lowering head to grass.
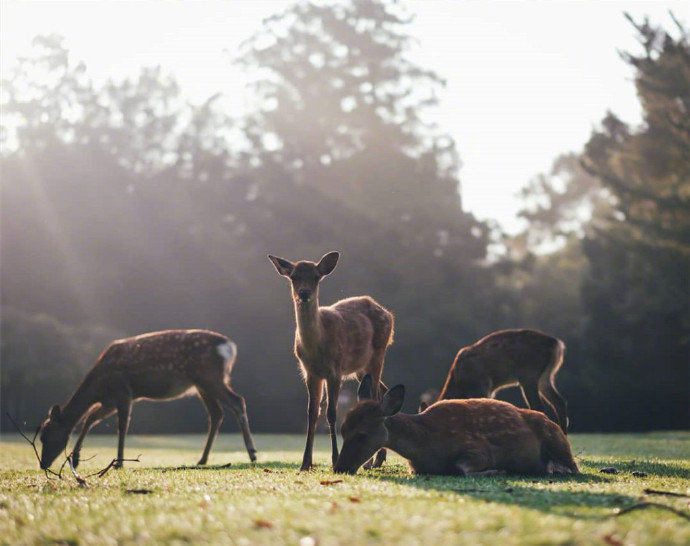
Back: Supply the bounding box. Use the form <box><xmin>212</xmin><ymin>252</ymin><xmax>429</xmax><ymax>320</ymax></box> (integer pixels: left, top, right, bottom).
<box><xmin>335</xmin><ymin>375</ymin><xmax>578</xmax><ymax>476</ymax></box>
<box><xmin>39</xmin><ymin>330</ymin><xmax>257</xmax><ymax>470</ymax></box>
<box><xmin>268</xmin><ymin>251</ymin><xmax>394</xmax><ymax>471</ymax></box>
<box><xmin>421</xmin><ymin>329</ymin><xmax>569</xmax><ymax>433</ymax></box>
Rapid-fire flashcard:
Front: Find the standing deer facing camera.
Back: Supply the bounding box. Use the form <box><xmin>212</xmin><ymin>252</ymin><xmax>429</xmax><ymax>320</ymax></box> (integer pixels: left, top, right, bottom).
<box><xmin>268</xmin><ymin>251</ymin><xmax>394</xmax><ymax>471</ymax></box>
<box><xmin>335</xmin><ymin>375</ymin><xmax>578</xmax><ymax>476</ymax></box>
<box><xmin>39</xmin><ymin>330</ymin><xmax>258</xmax><ymax>470</ymax></box>
<box><xmin>424</xmin><ymin>329</ymin><xmax>569</xmax><ymax>433</ymax></box>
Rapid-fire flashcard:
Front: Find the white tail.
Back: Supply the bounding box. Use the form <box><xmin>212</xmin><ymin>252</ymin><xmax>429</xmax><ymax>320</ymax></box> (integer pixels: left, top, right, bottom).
<box><xmin>436</xmin><ymin>329</ymin><xmax>569</xmax><ymax>433</ymax></box>
<box><xmin>269</xmin><ymin>251</ymin><xmax>394</xmax><ymax>471</ymax></box>
<box><xmin>39</xmin><ymin>330</ymin><xmax>257</xmax><ymax>469</ymax></box>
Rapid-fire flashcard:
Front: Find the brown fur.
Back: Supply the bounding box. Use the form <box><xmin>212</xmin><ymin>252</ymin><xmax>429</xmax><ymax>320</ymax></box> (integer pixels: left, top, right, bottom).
<box><xmin>437</xmin><ymin>329</ymin><xmax>569</xmax><ymax>433</ymax></box>
<box><xmin>336</xmin><ymin>391</ymin><xmax>578</xmax><ymax>476</ymax></box>
<box><xmin>39</xmin><ymin>330</ymin><xmax>257</xmax><ymax>469</ymax></box>
<box><xmin>269</xmin><ymin>252</ymin><xmax>394</xmax><ymax>470</ymax></box>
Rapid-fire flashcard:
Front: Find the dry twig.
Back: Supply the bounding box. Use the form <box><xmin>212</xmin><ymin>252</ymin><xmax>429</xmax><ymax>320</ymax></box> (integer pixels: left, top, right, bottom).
<box><xmin>615</xmin><ymin>502</ymin><xmax>690</xmax><ymax>521</ymax></box>
<box><xmin>643</xmin><ymin>488</ymin><xmax>690</xmax><ymax>498</ymax></box>
<box><xmin>7</xmin><ymin>412</ymin><xmax>140</xmax><ymax>486</ymax></box>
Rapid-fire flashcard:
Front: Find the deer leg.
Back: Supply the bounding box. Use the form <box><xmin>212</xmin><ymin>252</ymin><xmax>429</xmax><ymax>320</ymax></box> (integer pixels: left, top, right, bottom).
<box><xmin>326</xmin><ymin>377</ymin><xmax>342</xmax><ymax>467</ymax></box>
<box><xmin>519</xmin><ymin>381</ymin><xmax>547</xmax><ymax>414</ymax></box>
<box><xmin>114</xmin><ymin>395</ymin><xmax>132</xmax><ymax>468</ymax></box>
<box><xmin>213</xmin><ymin>385</ymin><xmax>257</xmax><ymax>462</ymax></box>
<box><xmin>72</xmin><ymin>404</ymin><xmax>116</xmax><ymax>468</ymax></box>
<box><xmin>371</xmin><ymin>375</ymin><xmax>388</xmax><ymax>469</ymax></box>
<box><xmin>301</xmin><ymin>375</ymin><xmax>324</xmax><ymax>471</ymax></box>
<box><xmin>538</xmin><ymin>375</ymin><xmax>569</xmax><ymax>434</ymax></box>
<box><xmin>197</xmin><ymin>391</ymin><xmax>224</xmax><ymax>465</ymax></box>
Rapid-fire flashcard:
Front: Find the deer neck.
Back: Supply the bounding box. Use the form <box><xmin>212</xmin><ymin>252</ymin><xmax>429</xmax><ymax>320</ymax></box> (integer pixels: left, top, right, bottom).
<box><xmin>384</xmin><ymin>413</ymin><xmax>426</xmax><ymax>461</ymax></box>
<box><xmin>294</xmin><ymin>295</ymin><xmax>322</xmax><ymax>350</ymax></box>
<box><xmin>61</xmin><ymin>377</ymin><xmax>99</xmax><ymax>428</ymax></box>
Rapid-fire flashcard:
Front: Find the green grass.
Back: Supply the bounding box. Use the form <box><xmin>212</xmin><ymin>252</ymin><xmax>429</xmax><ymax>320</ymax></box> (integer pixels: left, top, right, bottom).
<box><xmin>1</xmin><ymin>432</ymin><xmax>689</xmax><ymax>545</ymax></box>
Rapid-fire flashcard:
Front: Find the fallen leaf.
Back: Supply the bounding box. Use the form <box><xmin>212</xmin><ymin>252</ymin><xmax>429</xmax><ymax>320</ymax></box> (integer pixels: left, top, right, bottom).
<box><xmin>319</xmin><ymin>479</ymin><xmax>343</xmax><ymax>486</ymax></box>
<box><xmin>254</xmin><ymin>519</ymin><xmax>273</xmax><ymax>529</ymax></box>
<box><xmin>349</xmin><ymin>497</ymin><xmax>361</xmax><ymax>503</ymax></box>
<box><xmin>602</xmin><ymin>533</ymin><xmax>623</xmax><ymax>546</ymax></box>
<box><xmin>263</xmin><ymin>468</ymin><xmax>273</xmax><ymax>473</ymax></box>
<box><xmin>294</xmin><ymin>480</ymin><xmax>305</xmax><ymax>484</ymax></box>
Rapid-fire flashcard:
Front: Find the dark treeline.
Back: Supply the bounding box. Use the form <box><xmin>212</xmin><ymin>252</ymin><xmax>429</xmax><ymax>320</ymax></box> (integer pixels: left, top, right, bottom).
<box><xmin>1</xmin><ymin>2</ymin><xmax>688</xmax><ymax>435</ymax></box>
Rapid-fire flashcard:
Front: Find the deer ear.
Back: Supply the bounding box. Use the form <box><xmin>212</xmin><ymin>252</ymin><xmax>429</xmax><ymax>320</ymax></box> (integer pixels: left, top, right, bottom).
<box><xmin>357</xmin><ymin>374</ymin><xmax>374</xmax><ymax>401</ymax></box>
<box><xmin>381</xmin><ymin>385</ymin><xmax>405</xmax><ymax>416</ymax></box>
<box><xmin>317</xmin><ymin>251</ymin><xmax>339</xmax><ymax>277</ymax></box>
<box><xmin>49</xmin><ymin>404</ymin><xmax>61</xmax><ymax>420</ymax></box>
<box><xmin>268</xmin><ymin>255</ymin><xmax>295</xmax><ymax>277</ymax></box>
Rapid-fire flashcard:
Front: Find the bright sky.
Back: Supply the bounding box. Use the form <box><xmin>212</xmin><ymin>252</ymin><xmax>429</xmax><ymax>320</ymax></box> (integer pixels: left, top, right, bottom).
<box><xmin>1</xmin><ymin>0</ymin><xmax>686</xmax><ymax>232</ymax></box>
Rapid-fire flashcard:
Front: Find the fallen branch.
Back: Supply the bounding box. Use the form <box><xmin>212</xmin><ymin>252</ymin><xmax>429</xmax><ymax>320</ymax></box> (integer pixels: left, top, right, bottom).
<box><xmin>67</xmin><ymin>454</ymin><xmax>141</xmax><ymax>486</ymax></box>
<box><xmin>643</xmin><ymin>488</ymin><xmax>690</xmax><ymax>499</ymax></box>
<box><xmin>6</xmin><ymin>412</ymin><xmax>62</xmax><ymax>480</ymax></box>
<box><xmin>89</xmin><ymin>455</ymin><xmax>141</xmax><ymax>478</ymax></box>
<box><xmin>7</xmin><ymin>412</ymin><xmax>141</xmax><ymax>486</ymax></box>
<box><xmin>615</xmin><ymin>502</ymin><xmax>690</xmax><ymax>521</ymax></box>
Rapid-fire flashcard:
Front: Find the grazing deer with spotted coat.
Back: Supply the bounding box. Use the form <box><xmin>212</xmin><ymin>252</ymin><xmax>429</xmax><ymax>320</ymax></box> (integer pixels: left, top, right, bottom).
<box><xmin>422</xmin><ymin>329</ymin><xmax>569</xmax><ymax>433</ymax></box>
<box><xmin>335</xmin><ymin>375</ymin><xmax>578</xmax><ymax>476</ymax></box>
<box><xmin>268</xmin><ymin>251</ymin><xmax>394</xmax><ymax>471</ymax></box>
<box><xmin>39</xmin><ymin>330</ymin><xmax>257</xmax><ymax>469</ymax></box>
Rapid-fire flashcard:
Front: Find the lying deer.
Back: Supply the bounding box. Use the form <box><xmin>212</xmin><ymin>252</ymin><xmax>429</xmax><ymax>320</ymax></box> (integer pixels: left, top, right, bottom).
<box><xmin>421</xmin><ymin>329</ymin><xmax>569</xmax><ymax>433</ymax></box>
<box><xmin>268</xmin><ymin>251</ymin><xmax>394</xmax><ymax>471</ymax></box>
<box><xmin>335</xmin><ymin>375</ymin><xmax>578</xmax><ymax>476</ymax></box>
<box><xmin>39</xmin><ymin>329</ymin><xmax>257</xmax><ymax>469</ymax></box>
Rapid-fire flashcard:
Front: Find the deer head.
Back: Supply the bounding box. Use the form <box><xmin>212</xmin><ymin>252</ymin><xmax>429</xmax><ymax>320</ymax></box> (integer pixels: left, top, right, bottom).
<box><xmin>39</xmin><ymin>404</ymin><xmax>71</xmax><ymax>469</ymax></box>
<box><xmin>268</xmin><ymin>251</ymin><xmax>339</xmax><ymax>304</ymax></box>
<box><xmin>334</xmin><ymin>375</ymin><xmax>404</xmax><ymax>474</ymax></box>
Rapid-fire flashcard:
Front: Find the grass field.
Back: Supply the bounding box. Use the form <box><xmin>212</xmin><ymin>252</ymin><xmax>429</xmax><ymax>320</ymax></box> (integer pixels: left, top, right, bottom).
<box><xmin>1</xmin><ymin>431</ymin><xmax>689</xmax><ymax>545</ymax></box>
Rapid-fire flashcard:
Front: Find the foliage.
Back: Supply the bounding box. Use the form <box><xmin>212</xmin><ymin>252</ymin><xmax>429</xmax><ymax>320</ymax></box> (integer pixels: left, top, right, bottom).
<box><xmin>1</xmin><ymin>5</ymin><xmax>687</xmax><ymax>434</ymax></box>
<box><xmin>0</xmin><ymin>307</ymin><xmax>123</xmax><ymax>430</ymax></box>
<box><xmin>1</xmin><ymin>433</ymin><xmax>689</xmax><ymax>544</ymax></box>
<box><xmin>511</xmin><ymin>13</ymin><xmax>689</xmax><ymax>430</ymax></box>
<box><xmin>1</xmin><ymin>2</ymin><xmax>499</xmax><ymax>435</ymax></box>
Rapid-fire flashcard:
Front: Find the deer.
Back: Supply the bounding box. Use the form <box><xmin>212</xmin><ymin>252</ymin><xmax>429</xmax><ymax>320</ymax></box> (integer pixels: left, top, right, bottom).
<box><xmin>420</xmin><ymin>329</ymin><xmax>569</xmax><ymax>434</ymax></box>
<box><xmin>268</xmin><ymin>251</ymin><xmax>394</xmax><ymax>471</ymax></box>
<box><xmin>334</xmin><ymin>374</ymin><xmax>578</xmax><ymax>476</ymax></box>
<box><xmin>39</xmin><ymin>329</ymin><xmax>258</xmax><ymax>470</ymax></box>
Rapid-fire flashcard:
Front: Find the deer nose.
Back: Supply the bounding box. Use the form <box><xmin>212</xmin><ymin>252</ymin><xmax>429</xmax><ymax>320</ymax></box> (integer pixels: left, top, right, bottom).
<box><xmin>297</xmin><ymin>289</ymin><xmax>311</xmax><ymax>302</ymax></box>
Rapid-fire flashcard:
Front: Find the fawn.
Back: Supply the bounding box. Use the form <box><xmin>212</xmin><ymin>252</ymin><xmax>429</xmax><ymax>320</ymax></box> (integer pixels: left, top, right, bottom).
<box><xmin>39</xmin><ymin>329</ymin><xmax>257</xmax><ymax>469</ymax></box>
<box><xmin>422</xmin><ymin>329</ymin><xmax>569</xmax><ymax>433</ymax></box>
<box><xmin>335</xmin><ymin>374</ymin><xmax>578</xmax><ymax>476</ymax></box>
<box><xmin>268</xmin><ymin>251</ymin><xmax>394</xmax><ymax>471</ymax></box>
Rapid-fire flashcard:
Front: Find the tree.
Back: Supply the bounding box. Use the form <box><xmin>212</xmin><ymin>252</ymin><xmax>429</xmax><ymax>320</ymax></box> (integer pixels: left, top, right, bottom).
<box><xmin>512</xmin><ymin>13</ymin><xmax>689</xmax><ymax>430</ymax></box>
<box><xmin>232</xmin><ymin>0</ymin><xmax>497</xmax><ymax>399</ymax></box>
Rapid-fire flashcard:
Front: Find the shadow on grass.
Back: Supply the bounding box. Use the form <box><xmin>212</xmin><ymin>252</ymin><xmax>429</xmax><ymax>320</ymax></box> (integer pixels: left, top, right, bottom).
<box><xmin>151</xmin><ymin>460</ymin><xmax>302</xmax><ymax>473</ymax></box>
<box><xmin>580</xmin><ymin>459</ymin><xmax>690</xmax><ymax>479</ymax></box>
<box><xmin>355</xmin><ymin>463</ymin><xmax>690</xmax><ymax>520</ymax></box>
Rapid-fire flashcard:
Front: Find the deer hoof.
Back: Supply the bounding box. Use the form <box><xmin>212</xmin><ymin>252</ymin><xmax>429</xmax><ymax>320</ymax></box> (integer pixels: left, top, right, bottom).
<box><xmin>249</xmin><ymin>450</ymin><xmax>258</xmax><ymax>463</ymax></box>
<box><xmin>196</xmin><ymin>458</ymin><xmax>208</xmax><ymax>466</ymax></box>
